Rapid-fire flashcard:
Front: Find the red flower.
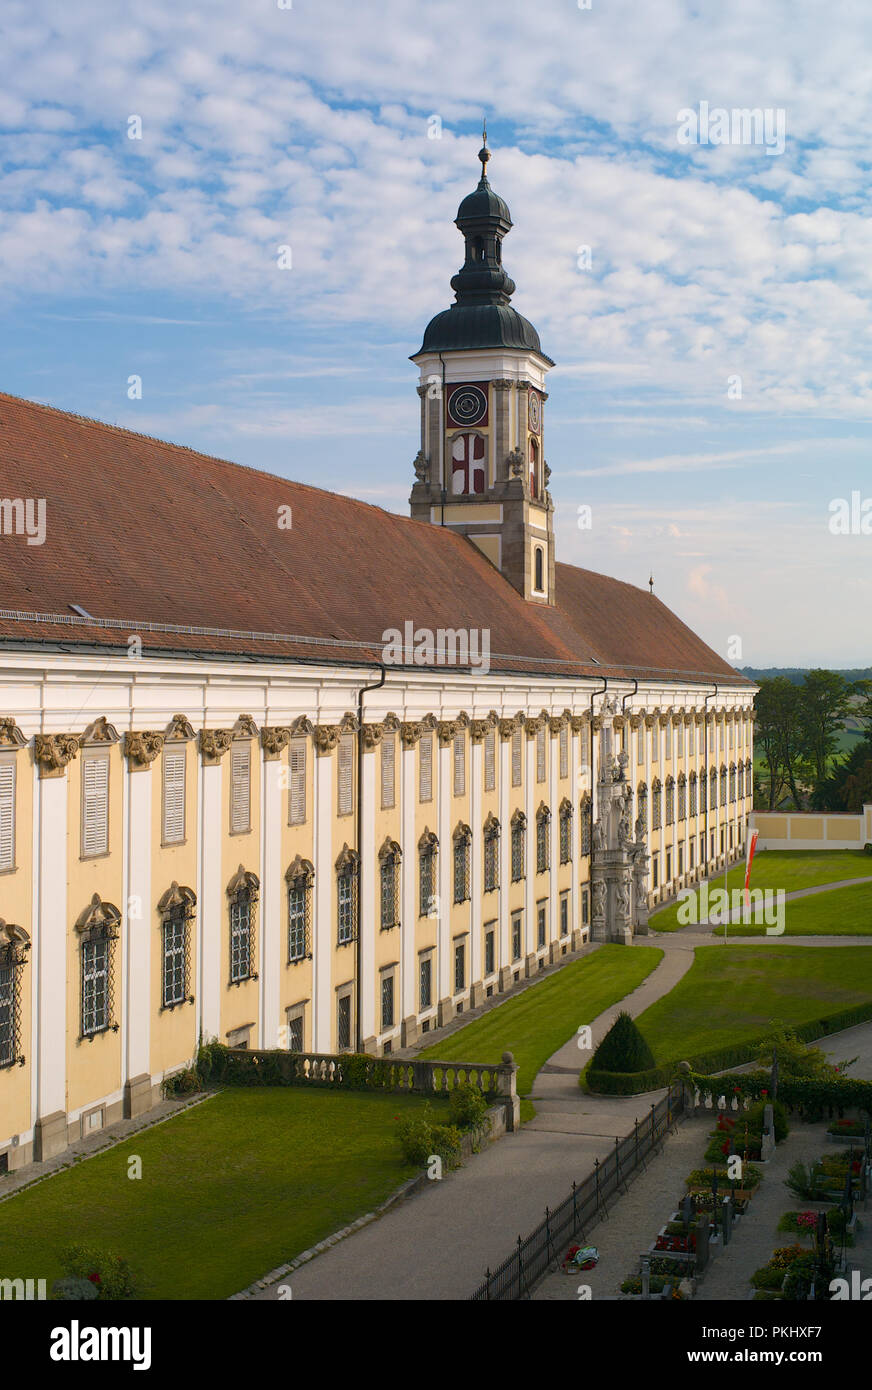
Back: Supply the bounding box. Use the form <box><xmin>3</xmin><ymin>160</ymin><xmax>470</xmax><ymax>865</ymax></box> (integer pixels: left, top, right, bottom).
<box><xmin>87</xmin><ymin>1272</ymin><xmax>101</xmax><ymax>1284</ymax></box>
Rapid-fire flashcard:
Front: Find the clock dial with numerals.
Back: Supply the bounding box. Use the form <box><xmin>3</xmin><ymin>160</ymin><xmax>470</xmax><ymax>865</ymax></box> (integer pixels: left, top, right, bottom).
<box><xmin>528</xmin><ymin>390</ymin><xmax>541</xmax><ymax>434</ymax></box>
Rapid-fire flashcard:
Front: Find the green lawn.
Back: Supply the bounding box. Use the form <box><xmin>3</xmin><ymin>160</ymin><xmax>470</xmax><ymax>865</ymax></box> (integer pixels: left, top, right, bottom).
<box><xmin>634</xmin><ymin>945</ymin><xmax>872</xmax><ymax>1065</ymax></box>
<box><xmin>711</xmin><ymin>880</ymin><xmax>872</xmax><ymax>938</ymax></box>
<box><xmin>650</xmin><ymin>850</ymin><xmax>872</xmax><ymax>932</ymax></box>
<box><xmin>417</xmin><ymin>944</ymin><xmax>663</xmax><ymax>1100</ymax></box>
<box><xmin>0</xmin><ymin>1087</ymin><xmax>435</xmax><ymax>1300</ymax></box>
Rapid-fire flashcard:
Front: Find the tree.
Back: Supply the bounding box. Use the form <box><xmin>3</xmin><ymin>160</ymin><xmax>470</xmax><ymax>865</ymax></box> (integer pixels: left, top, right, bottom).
<box><xmin>812</xmin><ymin>737</ymin><xmax>872</xmax><ymax>813</ymax></box>
<box><xmin>591</xmin><ymin>1011</ymin><xmax>655</xmax><ymax>1073</ymax></box>
<box><xmin>755</xmin><ymin>677</ymin><xmax>809</xmax><ymax>810</ymax></box>
<box><xmin>800</xmin><ymin>669</ymin><xmax>851</xmax><ymax>785</ymax></box>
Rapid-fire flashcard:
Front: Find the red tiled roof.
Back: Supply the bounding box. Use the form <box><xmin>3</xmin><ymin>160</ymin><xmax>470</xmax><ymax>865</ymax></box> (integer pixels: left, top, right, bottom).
<box><xmin>0</xmin><ymin>392</ymin><xmax>750</xmax><ymax>687</ymax></box>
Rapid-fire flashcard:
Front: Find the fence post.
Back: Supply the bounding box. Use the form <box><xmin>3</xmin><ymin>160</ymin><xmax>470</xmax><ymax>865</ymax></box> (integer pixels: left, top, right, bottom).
<box><xmin>496</xmin><ymin>1051</ymin><xmax>521</xmax><ymax>1132</ymax></box>
<box><xmin>572</xmin><ymin>1180</ymin><xmax>578</xmax><ymax>1234</ymax></box>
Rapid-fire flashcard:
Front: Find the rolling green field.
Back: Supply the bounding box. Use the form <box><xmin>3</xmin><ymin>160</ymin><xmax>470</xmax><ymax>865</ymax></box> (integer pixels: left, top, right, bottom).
<box><xmin>634</xmin><ymin>945</ymin><xmax>872</xmax><ymax>1065</ymax></box>
<box><xmin>650</xmin><ymin>850</ymin><xmax>872</xmax><ymax>932</ymax></box>
<box><xmin>0</xmin><ymin>1088</ymin><xmax>435</xmax><ymax>1300</ymax></box>
<box><xmin>417</xmin><ymin>943</ymin><xmax>662</xmax><ymax>1099</ymax></box>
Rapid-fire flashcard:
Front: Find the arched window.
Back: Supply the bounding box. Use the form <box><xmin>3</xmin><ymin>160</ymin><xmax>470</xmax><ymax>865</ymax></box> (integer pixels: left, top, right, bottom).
<box><xmin>737</xmin><ymin>762</ymin><xmax>744</xmax><ymax>800</ymax></box>
<box><xmin>689</xmin><ymin>771</ymin><xmax>697</xmax><ymax>818</ymax></box>
<box><xmin>636</xmin><ymin>783</ymin><xmax>648</xmax><ymax>832</ymax></box>
<box><xmin>720</xmin><ymin>766</ymin><xmax>728</xmax><ymax>807</ymax></box>
<box><xmin>510</xmin><ymin>810</ymin><xmax>526</xmax><ymax>882</ymax></box>
<box><xmin>559</xmin><ymin>798</ymin><xmax>573</xmax><ymax>864</ymax></box>
<box><xmin>286</xmin><ymin>855</ymin><xmax>314</xmax><ymax>961</ymax></box>
<box><xmin>336</xmin><ymin>845</ymin><xmax>360</xmax><ymax>943</ymax></box>
<box><xmin>699</xmin><ymin>767</ymin><xmax>707</xmax><ymax>814</ymax></box>
<box><xmin>652</xmin><ymin>779</ymin><xmax>662</xmax><ymax>830</ymax></box>
<box><xmin>729</xmin><ymin>763</ymin><xmax>737</xmax><ymax>803</ymax></box>
<box><xmin>418</xmin><ymin>829</ymin><xmax>438</xmax><ymax>917</ymax></box>
<box><xmin>157</xmin><ymin>883</ymin><xmax>196</xmax><ymax>1011</ymax></box>
<box><xmin>0</xmin><ymin>921</ymin><xmax>30</xmax><ymax>1068</ymax></box>
<box><xmin>580</xmin><ymin>794</ymin><xmax>592</xmax><ymax>856</ymax></box>
<box><xmin>745</xmin><ymin>757</ymin><xmax>753</xmax><ymax>795</ymax></box>
<box><xmin>529</xmin><ymin>437</ymin><xmax>540</xmax><ymax>499</ymax></box>
<box><xmin>483</xmin><ymin>813</ymin><xmax>500</xmax><ymax>892</ymax></box>
<box><xmin>665</xmin><ymin>776</ymin><xmax>675</xmax><ymax>825</ymax></box>
<box><xmin>227</xmin><ymin>865</ymin><xmax>260</xmax><ymax>984</ymax></box>
<box><xmin>75</xmin><ymin>895</ymin><xmax>122</xmax><ymax>1038</ymax></box>
<box><xmin>379</xmin><ymin>838</ymin><xmax>402</xmax><ymax>929</ymax></box>
<box><xmin>710</xmin><ymin>768</ymin><xmax>718</xmax><ymax>810</ymax></box>
<box><xmin>453</xmin><ymin>823</ymin><xmax>472</xmax><ymax>904</ymax></box>
<box><xmin>536</xmin><ymin>803</ymin><xmax>551</xmax><ymax>873</ymax></box>
<box><xmin>677</xmin><ymin>773</ymin><xmax>687</xmax><ymax>821</ymax></box>
<box><xmin>534</xmin><ymin>545</ymin><xmax>544</xmax><ymax>592</ymax></box>
<box><xmin>451</xmin><ymin>432</ymin><xmax>486</xmax><ymax>495</ymax></box>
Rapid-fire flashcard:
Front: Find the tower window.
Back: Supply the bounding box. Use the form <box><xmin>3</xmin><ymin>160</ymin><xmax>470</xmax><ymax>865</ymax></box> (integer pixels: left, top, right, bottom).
<box><xmin>529</xmin><ymin>438</ymin><xmax>540</xmax><ymax>499</ymax></box>
<box><xmin>534</xmin><ymin>546</ymin><xmax>544</xmax><ymax>593</ymax></box>
<box><xmin>451</xmin><ymin>433</ymin><xmax>486</xmax><ymax>495</ymax></box>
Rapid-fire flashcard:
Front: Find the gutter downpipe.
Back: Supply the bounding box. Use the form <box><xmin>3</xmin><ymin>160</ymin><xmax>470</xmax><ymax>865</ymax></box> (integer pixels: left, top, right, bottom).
<box><xmin>356</xmin><ymin>665</ymin><xmax>387</xmax><ymax>1051</ymax></box>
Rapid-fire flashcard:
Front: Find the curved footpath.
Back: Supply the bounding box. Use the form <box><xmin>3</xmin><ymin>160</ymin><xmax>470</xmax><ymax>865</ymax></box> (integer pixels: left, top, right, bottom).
<box><xmin>245</xmin><ymin>927</ymin><xmax>872</xmax><ymax>1301</ymax></box>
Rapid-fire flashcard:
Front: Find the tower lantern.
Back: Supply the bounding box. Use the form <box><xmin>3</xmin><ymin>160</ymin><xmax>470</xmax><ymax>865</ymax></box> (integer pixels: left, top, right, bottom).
<box><xmin>410</xmin><ymin>132</ymin><xmax>556</xmax><ymax>605</ymax></box>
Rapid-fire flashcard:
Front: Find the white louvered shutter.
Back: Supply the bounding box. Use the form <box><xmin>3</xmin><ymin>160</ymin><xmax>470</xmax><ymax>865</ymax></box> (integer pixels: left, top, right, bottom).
<box><xmin>381</xmin><ymin>733</ymin><xmax>395</xmax><ymax>810</ymax></box>
<box><xmin>162</xmin><ymin>749</ymin><xmax>186</xmax><ymax>844</ymax></box>
<box><xmin>289</xmin><ymin>737</ymin><xmax>306</xmax><ymax>825</ymax></box>
<box><xmin>0</xmin><ymin>763</ymin><xmax>14</xmax><ymax>870</ymax></box>
<box><xmin>419</xmin><ymin>734</ymin><xmax>432</xmax><ymax>802</ymax></box>
<box><xmin>484</xmin><ymin>729</ymin><xmax>496</xmax><ymax>791</ymax></box>
<box><xmin>559</xmin><ymin>724</ymin><xmax>568</xmax><ymax>778</ymax></box>
<box><xmin>230</xmin><ymin>740</ymin><xmax>251</xmax><ymax>833</ymax></box>
<box><xmin>511</xmin><ymin>730</ymin><xmax>522</xmax><ymax>786</ymax></box>
<box><xmin>337</xmin><ymin>733</ymin><xmax>353</xmax><ymax>815</ymax></box>
<box><xmin>82</xmin><ymin>756</ymin><xmax>109</xmax><ymax>857</ymax></box>
<box><xmin>536</xmin><ymin>727</ymin><xmax>546</xmax><ymax>782</ymax></box>
<box><xmin>453</xmin><ymin>732</ymin><xmax>465</xmax><ymax>796</ymax></box>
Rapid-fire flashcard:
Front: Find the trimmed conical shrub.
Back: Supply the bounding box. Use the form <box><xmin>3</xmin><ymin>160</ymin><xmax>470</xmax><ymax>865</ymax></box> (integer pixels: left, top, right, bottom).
<box><xmin>591</xmin><ymin>1011</ymin><xmax>655</xmax><ymax>1073</ymax></box>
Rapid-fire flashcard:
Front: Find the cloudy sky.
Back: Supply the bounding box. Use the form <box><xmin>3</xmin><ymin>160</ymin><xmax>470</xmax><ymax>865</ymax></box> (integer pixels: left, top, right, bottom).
<box><xmin>1</xmin><ymin>0</ymin><xmax>871</xmax><ymax>667</ymax></box>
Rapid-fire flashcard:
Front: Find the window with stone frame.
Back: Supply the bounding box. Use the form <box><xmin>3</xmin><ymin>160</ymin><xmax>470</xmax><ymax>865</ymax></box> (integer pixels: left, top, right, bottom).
<box><xmin>580</xmin><ymin>795</ymin><xmax>592</xmax><ymax>856</ymax></box>
<box><xmin>453</xmin><ymin>823</ymin><xmax>471</xmax><ymax>904</ymax></box>
<box><xmin>559</xmin><ymin>798</ymin><xmax>572</xmax><ymax>864</ymax></box>
<box><xmin>453</xmin><ymin>730</ymin><xmax>466</xmax><ymax>796</ymax></box>
<box><xmin>484</xmin><ymin>924</ymin><xmax>496</xmax><ymax>977</ymax></box>
<box><xmin>700</xmin><ymin>767</ymin><xmax>707</xmax><ymax>814</ymax></box>
<box><xmin>336</xmin><ymin>847</ymin><xmax>360</xmax><ymax>944</ymax></box>
<box><xmin>689</xmin><ymin>772</ymin><xmax>697</xmax><ymax>817</ymax></box>
<box><xmin>419</xmin><ymin>732</ymin><xmax>433</xmax><ymax>802</ymax></box>
<box><xmin>230</xmin><ymin>737</ymin><xmax>252</xmax><ymax>835</ymax></box>
<box><xmin>559</xmin><ymin>722</ymin><xmax>569</xmax><ymax>779</ymax></box>
<box><xmin>510</xmin><ymin>811</ymin><xmax>526</xmax><ymax>882</ymax></box>
<box><xmin>381</xmin><ymin>970</ymin><xmax>395</xmax><ymax>1030</ymax></box>
<box><xmin>0</xmin><ymin>922</ymin><xmax>29</xmax><ymax>1068</ymax></box>
<box><xmin>483</xmin><ymin>813</ymin><xmax>500</xmax><ymax>892</ymax></box>
<box><xmin>419</xmin><ymin>829</ymin><xmax>438</xmax><ymax>916</ymax></box>
<box><xmin>484</xmin><ymin>727</ymin><xmax>497</xmax><ymax>791</ymax></box>
<box><xmin>637</xmin><ymin>783</ymin><xmax>648</xmax><ymax>832</ymax></box>
<box><xmin>381</xmin><ymin>731</ymin><xmax>396</xmax><ymax>810</ymax></box>
<box><xmin>158</xmin><ymin>882</ymin><xmax>196</xmax><ymax>1009</ymax></box>
<box><xmin>720</xmin><ymin>766</ymin><xmax>728</xmax><ymax>807</ymax></box>
<box><xmin>511</xmin><ymin>911</ymin><xmax>523</xmax><ymax>961</ymax></box>
<box><xmin>737</xmin><ymin>762</ymin><xmax>744</xmax><ymax>800</ymax></box>
<box><xmin>337</xmin><ymin>732</ymin><xmax>354</xmax><ymax>817</ymax></box>
<box><xmin>729</xmin><ymin>763</ymin><xmax>737</xmax><ymax>803</ymax></box>
<box><xmin>536</xmin><ymin>803</ymin><xmax>550</xmax><ymax>873</ymax></box>
<box><xmin>419</xmin><ymin>953</ymin><xmax>433</xmax><ymax>1010</ymax></box>
<box><xmin>536</xmin><ymin>725</ymin><xmax>546</xmax><ymax>782</ymax></box>
<box><xmin>75</xmin><ymin>895</ymin><xmax>121</xmax><ymax>1037</ymax></box>
<box><xmin>665</xmin><ymin>777</ymin><xmax>675</xmax><ymax>825</ymax></box>
<box><xmin>286</xmin><ymin>856</ymin><xmax>314</xmax><ymax>962</ymax></box>
<box><xmin>677</xmin><ymin>773</ymin><xmax>687</xmax><ymax>821</ymax></box>
<box><xmin>454</xmin><ymin>939</ymin><xmax>466</xmax><ymax>993</ymax></box>
<box><xmin>651</xmin><ymin>779</ymin><xmax>662</xmax><ymax>830</ymax></box>
<box><xmin>227</xmin><ymin>866</ymin><xmax>259</xmax><ymax>984</ymax></box>
<box><xmin>511</xmin><ymin>728</ymin><xmax>523</xmax><ymax>787</ymax></box>
<box><xmin>378</xmin><ymin>838</ymin><xmax>401</xmax><ymax>929</ymax></box>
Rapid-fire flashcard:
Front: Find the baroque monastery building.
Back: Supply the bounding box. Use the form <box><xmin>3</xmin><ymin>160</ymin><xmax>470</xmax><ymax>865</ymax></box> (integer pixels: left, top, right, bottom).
<box><xmin>0</xmin><ymin>141</ymin><xmax>754</xmax><ymax>1170</ymax></box>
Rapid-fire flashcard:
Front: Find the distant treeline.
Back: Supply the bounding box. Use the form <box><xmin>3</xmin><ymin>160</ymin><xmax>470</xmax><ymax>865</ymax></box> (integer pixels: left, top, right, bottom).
<box><xmin>755</xmin><ymin>671</ymin><xmax>872</xmax><ymax>814</ymax></box>
<box><xmin>740</xmin><ymin>666</ymin><xmax>872</xmax><ymax>684</ymax></box>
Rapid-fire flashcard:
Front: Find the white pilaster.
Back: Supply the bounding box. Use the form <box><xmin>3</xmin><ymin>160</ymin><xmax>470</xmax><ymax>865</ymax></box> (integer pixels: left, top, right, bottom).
<box><xmin>313</xmin><ymin>750</ymin><xmax>333</xmax><ymax>1051</ymax></box>
<box><xmin>469</xmin><ymin>734</ymin><xmax>483</xmax><ymax>985</ymax></box>
<box><xmin>199</xmin><ymin>763</ymin><xmax>222</xmax><ymax>1041</ymax></box>
<box><xmin>260</xmin><ymin>757</ymin><xmax>282</xmax><ymax>1049</ymax></box>
<box><xmin>437</xmin><ymin>738</ymin><xmax>451</xmax><ymax>1003</ymax></box>
<box><xmin>360</xmin><ymin>749</ymin><xmax>376</xmax><ymax>1041</ymax></box>
<box><xmin>126</xmin><ymin>765</ymin><xmax>151</xmax><ymax>1080</ymax></box>
<box><xmin>401</xmin><ymin>740</ymin><xmax>416</xmax><ymax>1020</ymax></box>
<box><xmin>35</xmin><ymin>772</ymin><xmax>67</xmax><ymax>1120</ymax></box>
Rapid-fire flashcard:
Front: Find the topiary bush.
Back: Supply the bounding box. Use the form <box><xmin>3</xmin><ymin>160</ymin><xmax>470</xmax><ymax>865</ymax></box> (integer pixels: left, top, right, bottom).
<box><xmin>591</xmin><ymin>1011</ymin><xmax>656</xmax><ymax>1073</ymax></box>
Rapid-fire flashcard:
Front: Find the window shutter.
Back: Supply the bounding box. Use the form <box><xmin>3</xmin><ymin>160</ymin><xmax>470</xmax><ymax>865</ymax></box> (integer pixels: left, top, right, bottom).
<box><xmin>0</xmin><ymin>762</ymin><xmax>14</xmax><ymax>870</ymax></box>
<box><xmin>82</xmin><ymin>755</ymin><xmax>109</xmax><ymax>857</ymax></box>
<box><xmin>419</xmin><ymin>734</ymin><xmax>432</xmax><ymax>802</ymax></box>
<box><xmin>162</xmin><ymin>749</ymin><xmax>186</xmax><ymax>844</ymax></box>
<box><xmin>230</xmin><ymin>740</ymin><xmax>251</xmax><ymax>833</ymax></box>
<box><xmin>381</xmin><ymin>733</ymin><xmax>395</xmax><ymax>810</ymax></box>
<box><xmin>337</xmin><ymin>733</ymin><xmax>353</xmax><ymax>815</ymax></box>
<box><xmin>511</xmin><ymin>730</ymin><xmax>522</xmax><ymax>786</ymax></box>
<box><xmin>559</xmin><ymin>724</ymin><xmax>568</xmax><ymax>779</ymax></box>
<box><xmin>453</xmin><ymin>732</ymin><xmax>465</xmax><ymax>796</ymax></box>
<box><xmin>536</xmin><ymin>727</ymin><xmax>546</xmax><ymax>782</ymax></box>
<box><xmin>484</xmin><ymin>729</ymin><xmax>496</xmax><ymax>791</ymax></box>
<box><xmin>289</xmin><ymin>737</ymin><xmax>306</xmax><ymax>824</ymax></box>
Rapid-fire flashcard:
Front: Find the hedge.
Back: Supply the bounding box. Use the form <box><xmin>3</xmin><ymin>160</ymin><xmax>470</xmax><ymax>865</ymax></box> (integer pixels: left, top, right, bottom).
<box><xmin>691</xmin><ymin>1068</ymin><xmax>872</xmax><ymax>1118</ymax></box>
<box><xmin>584</xmin><ymin>998</ymin><xmax>872</xmax><ymax>1097</ymax></box>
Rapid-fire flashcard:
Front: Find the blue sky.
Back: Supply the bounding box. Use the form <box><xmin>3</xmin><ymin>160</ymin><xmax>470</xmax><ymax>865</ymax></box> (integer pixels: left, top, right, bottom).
<box><xmin>1</xmin><ymin>0</ymin><xmax>871</xmax><ymax>666</ymax></box>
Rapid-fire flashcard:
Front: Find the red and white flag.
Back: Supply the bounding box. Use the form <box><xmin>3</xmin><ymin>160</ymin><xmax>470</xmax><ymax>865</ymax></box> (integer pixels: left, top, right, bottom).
<box><xmin>744</xmin><ymin>828</ymin><xmax>759</xmax><ymax>914</ymax></box>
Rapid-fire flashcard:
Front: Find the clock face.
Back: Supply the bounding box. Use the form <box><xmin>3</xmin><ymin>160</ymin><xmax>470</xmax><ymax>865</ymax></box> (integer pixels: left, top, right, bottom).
<box><xmin>528</xmin><ymin>390</ymin><xmax>541</xmax><ymax>433</ymax></box>
<box><xmin>447</xmin><ymin>383</ymin><xmax>489</xmax><ymax>428</ymax></box>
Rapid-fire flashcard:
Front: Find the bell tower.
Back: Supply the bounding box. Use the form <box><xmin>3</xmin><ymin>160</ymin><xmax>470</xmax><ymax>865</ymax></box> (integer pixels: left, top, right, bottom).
<box><xmin>410</xmin><ymin>131</ymin><xmax>556</xmax><ymax>605</ymax></box>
